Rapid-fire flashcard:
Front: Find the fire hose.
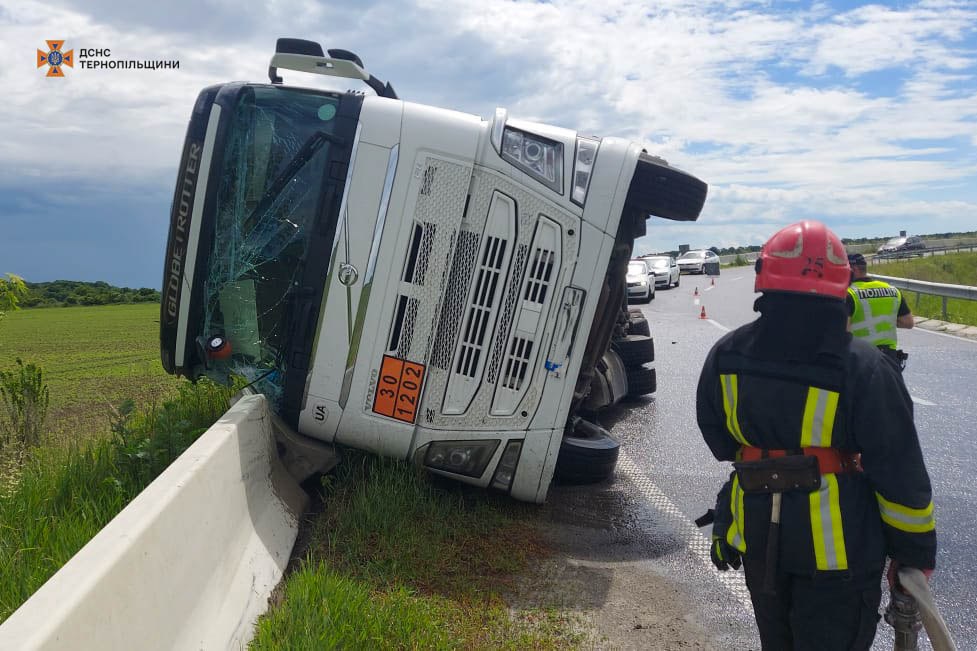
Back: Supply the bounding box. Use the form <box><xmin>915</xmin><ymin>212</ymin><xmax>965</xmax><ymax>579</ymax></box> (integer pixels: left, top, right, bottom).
<box><xmin>886</xmin><ymin>567</ymin><xmax>957</xmax><ymax>651</ymax></box>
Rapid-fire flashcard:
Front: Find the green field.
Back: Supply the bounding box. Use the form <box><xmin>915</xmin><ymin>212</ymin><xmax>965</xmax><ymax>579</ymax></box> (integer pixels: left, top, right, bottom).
<box><xmin>0</xmin><ymin>303</ymin><xmax>181</xmax><ymax>447</ymax></box>
<box><xmin>870</xmin><ymin>252</ymin><xmax>977</xmax><ymax>326</ymax></box>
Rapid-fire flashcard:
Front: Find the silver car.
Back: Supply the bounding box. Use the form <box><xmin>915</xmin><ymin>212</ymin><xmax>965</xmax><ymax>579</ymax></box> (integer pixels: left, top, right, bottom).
<box><xmin>677</xmin><ymin>249</ymin><xmax>720</xmax><ymax>274</ymax></box>
<box><xmin>643</xmin><ymin>255</ymin><xmax>680</xmax><ymax>288</ymax></box>
<box><xmin>626</xmin><ymin>260</ymin><xmax>656</xmax><ymax>302</ymax></box>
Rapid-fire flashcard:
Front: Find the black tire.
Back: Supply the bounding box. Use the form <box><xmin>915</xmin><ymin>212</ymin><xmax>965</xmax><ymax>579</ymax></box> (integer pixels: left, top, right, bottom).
<box><xmin>611</xmin><ymin>334</ymin><xmax>654</xmax><ymax>367</ymax></box>
<box><xmin>554</xmin><ymin>425</ymin><xmax>620</xmax><ymax>485</ymax></box>
<box><xmin>627</xmin><ymin>366</ymin><xmax>657</xmax><ymax>397</ymax></box>
<box><xmin>673</xmin><ymin>275</ymin><xmax>680</xmax><ymax>288</ymax></box>
<box><xmin>624</xmin><ymin>153</ymin><xmax>708</xmax><ymax>222</ymax></box>
<box><xmin>629</xmin><ymin>317</ymin><xmax>650</xmax><ymax>338</ymax></box>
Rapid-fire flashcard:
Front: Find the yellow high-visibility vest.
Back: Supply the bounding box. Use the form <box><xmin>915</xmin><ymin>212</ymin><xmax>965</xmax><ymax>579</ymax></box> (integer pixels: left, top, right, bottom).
<box><xmin>848</xmin><ymin>280</ymin><xmax>901</xmax><ymax>349</ymax></box>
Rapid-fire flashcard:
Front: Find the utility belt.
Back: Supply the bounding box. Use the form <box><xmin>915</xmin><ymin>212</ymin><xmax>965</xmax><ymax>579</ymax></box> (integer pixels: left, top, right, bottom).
<box><xmin>879</xmin><ymin>346</ymin><xmax>909</xmax><ymax>371</ymax></box>
<box><xmin>734</xmin><ymin>446</ymin><xmax>864</xmax><ymax>594</ymax></box>
<box><xmin>734</xmin><ymin>446</ymin><xmax>862</xmax><ymax>495</ymax></box>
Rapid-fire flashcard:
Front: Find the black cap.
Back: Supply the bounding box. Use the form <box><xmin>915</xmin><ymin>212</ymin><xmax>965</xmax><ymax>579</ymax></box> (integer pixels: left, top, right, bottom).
<box><xmin>848</xmin><ymin>253</ymin><xmax>867</xmax><ymax>267</ymax></box>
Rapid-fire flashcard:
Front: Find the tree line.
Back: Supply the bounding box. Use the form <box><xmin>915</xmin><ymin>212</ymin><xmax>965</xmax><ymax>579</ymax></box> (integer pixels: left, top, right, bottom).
<box><xmin>20</xmin><ymin>280</ymin><xmax>160</xmax><ymax>308</ymax></box>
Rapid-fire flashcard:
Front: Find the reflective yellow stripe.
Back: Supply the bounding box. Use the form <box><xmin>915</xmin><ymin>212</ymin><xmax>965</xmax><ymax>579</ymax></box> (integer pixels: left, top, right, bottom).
<box><xmin>800</xmin><ymin>387</ymin><xmax>839</xmax><ymax>447</ymax></box>
<box><xmin>726</xmin><ymin>474</ymin><xmax>747</xmax><ymax>552</ymax></box>
<box><xmin>720</xmin><ymin>374</ymin><xmax>749</xmax><ymax>445</ymax></box>
<box><xmin>810</xmin><ymin>474</ymin><xmax>848</xmax><ymax>570</ymax></box>
<box><xmin>876</xmin><ymin>493</ymin><xmax>936</xmax><ymax>533</ymax></box>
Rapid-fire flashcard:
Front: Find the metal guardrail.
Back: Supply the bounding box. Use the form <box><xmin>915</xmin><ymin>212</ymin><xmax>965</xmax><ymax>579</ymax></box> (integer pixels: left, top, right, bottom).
<box><xmin>867</xmin><ymin>242</ymin><xmax>977</xmax><ymax>263</ymax></box>
<box><xmin>873</xmin><ymin>274</ymin><xmax>977</xmax><ymax>320</ymax></box>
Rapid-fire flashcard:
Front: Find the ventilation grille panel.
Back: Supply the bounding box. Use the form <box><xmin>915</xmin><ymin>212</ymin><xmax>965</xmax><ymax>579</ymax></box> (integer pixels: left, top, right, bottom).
<box><xmin>500</xmin><ymin>337</ymin><xmax>534</xmax><ymax>390</ymax></box>
<box><xmin>430</xmin><ymin>230</ymin><xmax>479</xmax><ymax>370</ymax></box>
<box><xmin>524</xmin><ymin>247</ymin><xmax>555</xmax><ymax>304</ymax></box>
<box><xmin>455</xmin><ymin>236</ymin><xmax>507</xmax><ymax>378</ymax></box>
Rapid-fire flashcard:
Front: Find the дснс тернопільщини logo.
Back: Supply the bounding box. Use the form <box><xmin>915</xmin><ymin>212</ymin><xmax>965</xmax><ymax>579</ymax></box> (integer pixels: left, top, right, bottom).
<box><xmin>37</xmin><ymin>40</ymin><xmax>73</xmax><ymax>77</ymax></box>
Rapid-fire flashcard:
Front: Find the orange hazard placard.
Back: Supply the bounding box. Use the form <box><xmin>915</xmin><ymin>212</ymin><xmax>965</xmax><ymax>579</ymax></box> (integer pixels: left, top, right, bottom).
<box><xmin>372</xmin><ymin>355</ymin><xmax>426</xmax><ymax>423</ymax></box>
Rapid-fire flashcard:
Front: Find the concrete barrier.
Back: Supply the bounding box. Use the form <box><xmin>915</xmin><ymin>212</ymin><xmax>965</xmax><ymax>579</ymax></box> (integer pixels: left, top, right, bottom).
<box><xmin>0</xmin><ymin>394</ymin><xmax>307</xmax><ymax>650</ymax></box>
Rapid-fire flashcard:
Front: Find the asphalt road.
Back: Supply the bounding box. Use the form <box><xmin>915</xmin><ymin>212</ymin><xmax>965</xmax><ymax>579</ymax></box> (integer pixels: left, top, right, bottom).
<box><xmin>614</xmin><ymin>266</ymin><xmax>976</xmax><ymax>650</ymax></box>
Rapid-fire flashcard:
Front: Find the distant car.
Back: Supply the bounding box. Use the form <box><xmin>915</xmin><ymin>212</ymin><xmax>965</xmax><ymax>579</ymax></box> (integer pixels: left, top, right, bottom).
<box><xmin>626</xmin><ymin>260</ymin><xmax>656</xmax><ymax>302</ymax></box>
<box><xmin>676</xmin><ymin>249</ymin><xmax>720</xmax><ymax>274</ymax></box>
<box><xmin>877</xmin><ymin>235</ymin><xmax>925</xmax><ymax>256</ymax></box>
<box><xmin>643</xmin><ymin>255</ymin><xmax>680</xmax><ymax>288</ymax></box>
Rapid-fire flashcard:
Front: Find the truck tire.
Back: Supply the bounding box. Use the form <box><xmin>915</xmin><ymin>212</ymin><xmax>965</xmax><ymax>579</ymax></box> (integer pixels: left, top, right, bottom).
<box><xmin>611</xmin><ymin>334</ymin><xmax>654</xmax><ymax>367</ymax></box>
<box><xmin>627</xmin><ymin>309</ymin><xmax>651</xmax><ymax>337</ymax></box>
<box><xmin>629</xmin><ymin>317</ymin><xmax>650</xmax><ymax>338</ymax></box>
<box><xmin>554</xmin><ymin>422</ymin><xmax>620</xmax><ymax>485</ymax></box>
<box><xmin>626</xmin><ymin>366</ymin><xmax>657</xmax><ymax>397</ymax></box>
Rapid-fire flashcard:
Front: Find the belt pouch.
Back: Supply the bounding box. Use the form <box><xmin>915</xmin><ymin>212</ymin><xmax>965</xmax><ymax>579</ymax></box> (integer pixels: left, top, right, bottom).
<box><xmin>733</xmin><ymin>455</ymin><xmax>821</xmax><ymax>494</ymax></box>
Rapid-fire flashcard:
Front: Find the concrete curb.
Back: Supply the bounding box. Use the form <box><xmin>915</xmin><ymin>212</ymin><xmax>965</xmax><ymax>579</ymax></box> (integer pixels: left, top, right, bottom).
<box><xmin>913</xmin><ymin>317</ymin><xmax>977</xmax><ymax>340</ymax></box>
<box><xmin>0</xmin><ymin>394</ymin><xmax>307</xmax><ymax>650</ymax></box>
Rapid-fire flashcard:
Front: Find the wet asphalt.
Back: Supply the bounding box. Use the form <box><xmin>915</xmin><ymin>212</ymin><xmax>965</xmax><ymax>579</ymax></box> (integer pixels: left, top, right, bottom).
<box><xmin>547</xmin><ymin>266</ymin><xmax>976</xmax><ymax>650</ymax></box>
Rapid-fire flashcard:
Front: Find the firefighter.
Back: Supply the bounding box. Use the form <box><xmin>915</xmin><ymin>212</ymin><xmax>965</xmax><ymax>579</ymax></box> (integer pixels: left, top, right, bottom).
<box><xmin>697</xmin><ymin>221</ymin><xmax>936</xmax><ymax>650</ymax></box>
<box><xmin>846</xmin><ymin>252</ymin><xmax>913</xmax><ymax>370</ymax></box>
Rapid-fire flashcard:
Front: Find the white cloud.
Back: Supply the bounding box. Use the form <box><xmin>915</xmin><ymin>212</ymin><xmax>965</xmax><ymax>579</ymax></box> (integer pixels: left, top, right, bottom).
<box><xmin>1</xmin><ymin>0</ymin><xmax>976</xmax><ymax>261</ymax></box>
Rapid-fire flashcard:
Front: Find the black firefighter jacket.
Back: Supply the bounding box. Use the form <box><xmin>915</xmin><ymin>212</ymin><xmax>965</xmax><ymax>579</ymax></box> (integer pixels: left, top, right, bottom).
<box><xmin>697</xmin><ymin>317</ymin><xmax>937</xmax><ymax>577</ymax></box>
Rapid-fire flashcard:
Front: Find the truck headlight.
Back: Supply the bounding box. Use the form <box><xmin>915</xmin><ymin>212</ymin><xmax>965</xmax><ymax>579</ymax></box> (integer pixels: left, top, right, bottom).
<box><xmin>501</xmin><ymin>127</ymin><xmax>563</xmax><ymax>193</ymax></box>
<box><xmin>490</xmin><ymin>440</ymin><xmax>523</xmax><ymax>492</ymax></box>
<box><xmin>424</xmin><ymin>440</ymin><xmax>500</xmax><ymax>478</ymax></box>
<box><xmin>571</xmin><ymin>137</ymin><xmax>598</xmax><ymax>206</ymax></box>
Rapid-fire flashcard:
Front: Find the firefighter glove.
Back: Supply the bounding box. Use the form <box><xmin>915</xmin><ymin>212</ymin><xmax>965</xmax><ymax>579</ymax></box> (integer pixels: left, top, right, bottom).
<box><xmin>711</xmin><ymin>535</ymin><xmax>741</xmax><ymax>571</ymax></box>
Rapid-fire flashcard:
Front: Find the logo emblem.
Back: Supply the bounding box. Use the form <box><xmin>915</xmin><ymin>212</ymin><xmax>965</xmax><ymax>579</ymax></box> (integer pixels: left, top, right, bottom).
<box><xmin>338</xmin><ymin>263</ymin><xmax>359</xmax><ymax>286</ymax></box>
<box><xmin>37</xmin><ymin>40</ymin><xmax>74</xmax><ymax>77</ymax></box>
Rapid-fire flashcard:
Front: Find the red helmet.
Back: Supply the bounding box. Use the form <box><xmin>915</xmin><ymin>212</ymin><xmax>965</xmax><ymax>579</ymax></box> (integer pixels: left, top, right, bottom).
<box><xmin>754</xmin><ymin>220</ymin><xmax>850</xmax><ymax>299</ymax></box>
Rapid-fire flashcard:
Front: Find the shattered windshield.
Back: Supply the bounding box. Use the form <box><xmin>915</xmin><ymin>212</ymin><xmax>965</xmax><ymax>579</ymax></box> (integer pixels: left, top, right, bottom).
<box><xmin>198</xmin><ymin>86</ymin><xmax>344</xmax><ymax>407</ymax></box>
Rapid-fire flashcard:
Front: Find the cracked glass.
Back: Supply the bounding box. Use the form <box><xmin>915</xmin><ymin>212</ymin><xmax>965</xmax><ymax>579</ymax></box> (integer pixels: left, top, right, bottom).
<box><xmin>196</xmin><ymin>86</ymin><xmax>343</xmax><ymax>408</ymax></box>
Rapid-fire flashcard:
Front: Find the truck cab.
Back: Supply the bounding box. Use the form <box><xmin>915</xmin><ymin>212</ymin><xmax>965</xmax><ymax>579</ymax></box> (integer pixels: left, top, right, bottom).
<box><xmin>160</xmin><ymin>39</ymin><xmax>706</xmax><ymax>502</ymax></box>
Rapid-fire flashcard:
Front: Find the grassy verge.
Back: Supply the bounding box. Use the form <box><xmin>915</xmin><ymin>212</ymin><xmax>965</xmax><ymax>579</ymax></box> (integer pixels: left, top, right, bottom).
<box><xmin>251</xmin><ymin>455</ymin><xmax>582</xmax><ymax>650</ymax></box>
<box><xmin>0</xmin><ymin>303</ymin><xmax>181</xmax><ymax>447</ymax></box>
<box><xmin>871</xmin><ymin>252</ymin><xmax>977</xmax><ymax>326</ymax></box>
<box><xmin>0</xmin><ymin>379</ymin><xmax>232</xmax><ymax>623</ymax></box>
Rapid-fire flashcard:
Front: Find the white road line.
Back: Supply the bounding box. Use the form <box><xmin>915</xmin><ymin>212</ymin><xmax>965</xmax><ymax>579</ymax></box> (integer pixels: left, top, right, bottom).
<box><xmin>704</xmin><ymin>285</ymin><xmax>716</xmax><ymax>292</ymax></box>
<box><xmin>618</xmin><ymin>453</ymin><xmax>754</xmax><ymax>612</ymax></box>
<box><xmin>913</xmin><ymin>327</ymin><xmax>977</xmax><ymax>345</ymax></box>
<box><xmin>910</xmin><ymin>395</ymin><xmax>937</xmax><ymax>406</ymax></box>
<box><xmin>707</xmin><ymin>319</ymin><xmax>731</xmax><ymax>333</ymax></box>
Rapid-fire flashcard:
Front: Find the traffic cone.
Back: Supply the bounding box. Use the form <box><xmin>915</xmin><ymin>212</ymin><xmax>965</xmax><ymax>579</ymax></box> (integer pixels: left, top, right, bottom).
<box><xmin>694</xmin><ymin>287</ymin><xmax>699</xmax><ymax>296</ymax></box>
<box><xmin>711</xmin><ymin>277</ymin><xmax>715</xmax><ymax>287</ymax></box>
<box><xmin>699</xmin><ymin>306</ymin><xmax>707</xmax><ymax>319</ymax></box>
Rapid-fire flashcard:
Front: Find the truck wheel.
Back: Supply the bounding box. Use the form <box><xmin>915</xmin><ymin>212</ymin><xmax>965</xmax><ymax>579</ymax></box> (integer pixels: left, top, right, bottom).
<box><xmin>627</xmin><ymin>308</ymin><xmax>651</xmax><ymax>337</ymax></box>
<box><xmin>611</xmin><ymin>334</ymin><xmax>654</xmax><ymax>367</ymax></box>
<box><xmin>629</xmin><ymin>317</ymin><xmax>650</xmax><ymax>338</ymax></box>
<box><xmin>627</xmin><ymin>366</ymin><xmax>657</xmax><ymax>397</ymax></box>
<box><xmin>554</xmin><ymin>422</ymin><xmax>620</xmax><ymax>485</ymax></box>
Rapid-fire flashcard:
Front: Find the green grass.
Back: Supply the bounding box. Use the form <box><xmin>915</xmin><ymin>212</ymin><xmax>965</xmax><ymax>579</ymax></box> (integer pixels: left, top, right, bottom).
<box><xmin>0</xmin><ymin>303</ymin><xmax>180</xmax><ymax>446</ymax></box>
<box><xmin>251</xmin><ymin>455</ymin><xmax>583</xmax><ymax>650</ymax></box>
<box><xmin>0</xmin><ymin>379</ymin><xmax>232</xmax><ymax>623</ymax></box>
<box><xmin>871</xmin><ymin>252</ymin><xmax>977</xmax><ymax>326</ymax></box>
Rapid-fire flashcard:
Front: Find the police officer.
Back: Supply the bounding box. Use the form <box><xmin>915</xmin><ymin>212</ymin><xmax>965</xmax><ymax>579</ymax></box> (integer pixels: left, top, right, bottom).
<box><xmin>847</xmin><ymin>252</ymin><xmax>913</xmax><ymax>369</ymax></box>
<box><xmin>697</xmin><ymin>221</ymin><xmax>936</xmax><ymax>650</ymax></box>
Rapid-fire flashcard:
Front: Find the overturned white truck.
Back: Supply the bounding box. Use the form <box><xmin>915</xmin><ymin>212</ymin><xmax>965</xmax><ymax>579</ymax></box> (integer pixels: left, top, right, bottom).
<box><xmin>160</xmin><ymin>39</ymin><xmax>707</xmax><ymax>503</ymax></box>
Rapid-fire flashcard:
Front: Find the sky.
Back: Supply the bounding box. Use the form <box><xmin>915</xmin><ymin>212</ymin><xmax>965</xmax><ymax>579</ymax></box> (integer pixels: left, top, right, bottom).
<box><xmin>1</xmin><ymin>0</ymin><xmax>976</xmax><ymax>288</ymax></box>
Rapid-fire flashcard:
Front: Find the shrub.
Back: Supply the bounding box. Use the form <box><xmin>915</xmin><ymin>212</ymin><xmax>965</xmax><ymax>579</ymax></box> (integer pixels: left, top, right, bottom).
<box><xmin>0</xmin><ymin>359</ymin><xmax>50</xmax><ymax>461</ymax></box>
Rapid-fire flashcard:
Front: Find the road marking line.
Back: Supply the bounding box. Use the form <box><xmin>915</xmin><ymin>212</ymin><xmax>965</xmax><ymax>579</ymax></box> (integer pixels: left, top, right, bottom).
<box><xmin>704</xmin><ymin>285</ymin><xmax>715</xmax><ymax>292</ymax></box>
<box><xmin>618</xmin><ymin>453</ymin><xmax>754</xmax><ymax>613</ymax></box>
<box><xmin>913</xmin><ymin>327</ymin><xmax>977</xmax><ymax>345</ymax></box>
<box><xmin>910</xmin><ymin>395</ymin><xmax>937</xmax><ymax>406</ymax></box>
<box><xmin>707</xmin><ymin>319</ymin><xmax>731</xmax><ymax>333</ymax></box>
